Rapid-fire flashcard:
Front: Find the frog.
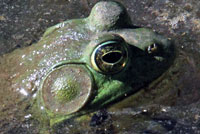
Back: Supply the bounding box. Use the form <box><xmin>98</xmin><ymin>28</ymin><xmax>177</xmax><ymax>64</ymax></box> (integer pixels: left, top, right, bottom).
<box><xmin>0</xmin><ymin>1</ymin><xmax>174</xmax><ymax>133</ymax></box>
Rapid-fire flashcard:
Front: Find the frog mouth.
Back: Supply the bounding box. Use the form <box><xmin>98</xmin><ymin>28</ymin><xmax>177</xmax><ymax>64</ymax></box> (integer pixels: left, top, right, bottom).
<box><xmin>40</xmin><ymin>63</ymin><xmax>94</xmax><ymax>115</ymax></box>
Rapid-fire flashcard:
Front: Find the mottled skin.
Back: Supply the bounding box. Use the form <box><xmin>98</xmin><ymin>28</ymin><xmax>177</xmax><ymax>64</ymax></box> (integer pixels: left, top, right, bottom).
<box><xmin>0</xmin><ymin>1</ymin><xmax>174</xmax><ymax>133</ymax></box>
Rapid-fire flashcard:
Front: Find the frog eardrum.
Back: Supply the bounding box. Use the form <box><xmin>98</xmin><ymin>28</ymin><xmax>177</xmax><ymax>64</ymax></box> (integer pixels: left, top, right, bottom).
<box><xmin>41</xmin><ymin>64</ymin><xmax>93</xmax><ymax>115</ymax></box>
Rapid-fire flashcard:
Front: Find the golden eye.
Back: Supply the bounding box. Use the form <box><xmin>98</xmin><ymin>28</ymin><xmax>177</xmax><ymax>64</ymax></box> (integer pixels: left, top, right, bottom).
<box><xmin>91</xmin><ymin>37</ymin><xmax>128</xmax><ymax>74</ymax></box>
<box><xmin>147</xmin><ymin>43</ymin><xmax>158</xmax><ymax>54</ymax></box>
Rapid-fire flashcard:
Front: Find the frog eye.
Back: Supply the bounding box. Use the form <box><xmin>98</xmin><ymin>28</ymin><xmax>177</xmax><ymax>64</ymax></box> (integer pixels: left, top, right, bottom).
<box><xmin>147</xmin><ymin>43</ymin><xmax>158</xmax><ymax>54</ymax></box>
<box><xmin>91</xmin><ymin>39</ymin><xmax>128</xmax><ymax>74</ymax></box>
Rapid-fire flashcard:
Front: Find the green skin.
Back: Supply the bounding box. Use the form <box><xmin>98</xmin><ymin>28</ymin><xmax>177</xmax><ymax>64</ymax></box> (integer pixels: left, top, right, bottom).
<box><xmin>0</xmin><ymin>1</ymin><xmax>174</xmax><ymax>133</ymax></box>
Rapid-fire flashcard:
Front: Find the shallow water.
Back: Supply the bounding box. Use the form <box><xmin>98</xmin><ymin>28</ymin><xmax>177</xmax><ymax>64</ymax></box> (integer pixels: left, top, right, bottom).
<box><xmin>0</xmin><ymin>0</ymin><xmax>200</xmax><ymax>133</ymax></box>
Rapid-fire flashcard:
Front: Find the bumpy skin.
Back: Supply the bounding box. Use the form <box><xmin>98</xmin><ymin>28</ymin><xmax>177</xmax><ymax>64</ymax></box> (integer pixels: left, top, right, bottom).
<box><xmin>0</xmin><ymin>1</ymin><xmax>174</xmax><ymax>132</ymax></box>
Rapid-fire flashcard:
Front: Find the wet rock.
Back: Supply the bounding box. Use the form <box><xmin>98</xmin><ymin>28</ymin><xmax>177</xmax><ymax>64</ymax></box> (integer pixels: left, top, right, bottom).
<box><xmin>90</xmin><ymin>109</ymin><xmax>110</xmax><ymax>126</ymax></box>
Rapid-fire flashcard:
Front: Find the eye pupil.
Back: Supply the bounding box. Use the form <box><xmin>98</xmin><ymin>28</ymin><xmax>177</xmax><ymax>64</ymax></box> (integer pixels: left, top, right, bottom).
<box><xmin>102</xmin><ymin>51</ymin><xmax>122</xmax><ymax>64</ymax></box>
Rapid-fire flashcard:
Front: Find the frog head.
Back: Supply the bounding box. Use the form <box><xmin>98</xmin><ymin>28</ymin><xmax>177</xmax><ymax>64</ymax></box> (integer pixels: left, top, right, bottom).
<box><xmin>36</xmin><ymin>1</ymin><xmax>174</xmax><ymax>127</ymax></box>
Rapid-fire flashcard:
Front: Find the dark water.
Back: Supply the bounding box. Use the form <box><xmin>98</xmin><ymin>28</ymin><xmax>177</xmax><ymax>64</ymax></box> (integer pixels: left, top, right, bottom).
<box><xmin>0</xmin><ymin>0</ymin><xmax>200</xmax><ymax>133</ymax></box>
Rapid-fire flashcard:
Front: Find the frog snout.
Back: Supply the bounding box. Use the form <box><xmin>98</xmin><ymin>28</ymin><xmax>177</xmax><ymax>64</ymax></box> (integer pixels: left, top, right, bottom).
<box><xmin>41</xmin><ymin>64</ymin><xmax>93</xmax><ymax>115</ymax></box>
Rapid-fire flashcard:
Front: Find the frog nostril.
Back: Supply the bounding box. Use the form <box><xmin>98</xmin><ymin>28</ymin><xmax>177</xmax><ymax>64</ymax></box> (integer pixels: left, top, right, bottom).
<box><xmin>147</xmin><ymin>43</ymin><xmax>158</xmax><ymax>54</ymax></box>
<box><xmin>102</xmin><ymin>51</ymin><xmax>122</xmax><ymax>64</ymax></box>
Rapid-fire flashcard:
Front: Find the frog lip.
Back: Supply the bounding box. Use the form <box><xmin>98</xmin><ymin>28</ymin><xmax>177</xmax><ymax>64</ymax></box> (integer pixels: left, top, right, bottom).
<box><xmin>40</xmin><ymin>62</ymin><xmax>94</xmax><ymax>115</ymax></box>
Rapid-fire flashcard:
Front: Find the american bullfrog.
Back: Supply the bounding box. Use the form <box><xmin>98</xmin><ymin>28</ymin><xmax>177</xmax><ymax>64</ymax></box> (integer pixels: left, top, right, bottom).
<box><xmin>0</xmin><ymin>1</ymin><xmax>174</xmax><ymax>133</ymax></box>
